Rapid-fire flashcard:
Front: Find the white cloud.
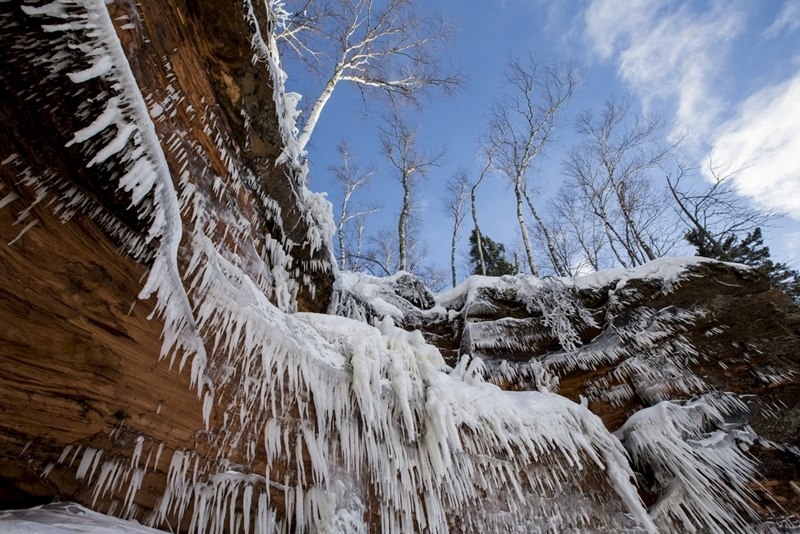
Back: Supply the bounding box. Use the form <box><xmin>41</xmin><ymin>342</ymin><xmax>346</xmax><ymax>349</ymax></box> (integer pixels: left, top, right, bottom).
<box><xmin>764</xmin><ymin>0</ymin><xmax>800</xmax><ymax>38</ymax></box>
<box><xmin>583</xmin><ymin>0</ymin><xmax>744</xmax><ymax>140</ymax></box>
<box><xmin>707</xmin><ymin>72</ymin><xmax>800</xmax><ymax>218</ymax></box>
<box><xmin>781</xmin><ymin>230</ymin><xmax>800</xmax><ymax>260</ymax></box>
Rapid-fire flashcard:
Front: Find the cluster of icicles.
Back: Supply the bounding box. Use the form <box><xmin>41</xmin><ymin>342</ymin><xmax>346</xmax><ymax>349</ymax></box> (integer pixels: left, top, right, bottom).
<box><xmin>10</xmin><ymin>0</ymin><xmax>779</xmax><ymax>532</ymax></box>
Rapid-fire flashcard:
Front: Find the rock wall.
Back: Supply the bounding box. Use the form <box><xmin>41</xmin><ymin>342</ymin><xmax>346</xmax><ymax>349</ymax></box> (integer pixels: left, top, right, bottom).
<box><xmin>334</xmin><ymin>261</ymin><xmax>800</xmax><ymax>529</ymax></box>
<box><xmin>1</xmin><ymin>0</ymin><xmax>333</xmax><ymax>526</ymax></box>
<box><xmin>1</xmin><ymin>0</ymin><xmax>799</xmax><ymax>532</ymax></box>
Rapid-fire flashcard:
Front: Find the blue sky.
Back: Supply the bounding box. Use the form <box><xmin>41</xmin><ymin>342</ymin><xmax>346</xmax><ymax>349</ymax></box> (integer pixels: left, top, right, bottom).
<box><xmin>283</xmin><ymin>0</ymin><xmax>800</xmax><ymax>279</ymax></box>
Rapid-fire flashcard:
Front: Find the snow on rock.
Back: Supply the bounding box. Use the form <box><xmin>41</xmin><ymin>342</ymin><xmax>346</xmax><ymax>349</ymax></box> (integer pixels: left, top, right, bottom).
<box><xmin>616</xmin><ymin>394</ymin><xmax>760</xmax><ymax>533</ymax></box>
<box><xmin>437</xmin><ymin>256</ymin><xmax>722</xmax><ymax>315</ymax></box>
<box><xmin>4</xmin><ymin>0</ymin><xmax>798</xmax><ymax>532</ymax></box>
<box><xmin>330</xmin><ymin>270</ymin><xmax>442</xmax><ymax>327</ymax></box>
<box><xmin>0</xmin><ymin>502</ymin><xmax>166</xmax><ymax>533</ymax></box>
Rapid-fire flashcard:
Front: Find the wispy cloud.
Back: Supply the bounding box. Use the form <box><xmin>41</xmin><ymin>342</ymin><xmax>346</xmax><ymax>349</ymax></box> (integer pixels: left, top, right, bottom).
<box><xmin>707</xmin><ymin>72</ymin><xmax>800</xmax><ymax>218</ymax></box>
<box><xmin>764</xmin><ymin>0</ymin><xmax>800</xmax><ymax>38</ymax></box>
<box><xmin>583</xmin><ymin>0</ymin><xmax>744</xmax><ymax>141</ymax></box>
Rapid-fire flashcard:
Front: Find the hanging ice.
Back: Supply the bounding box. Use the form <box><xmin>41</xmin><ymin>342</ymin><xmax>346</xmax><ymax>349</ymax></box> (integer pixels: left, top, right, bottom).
<box><xmin>7</xmin><ymin>0</ymin><xmax>794</xmax><ymax>533</ymax></box>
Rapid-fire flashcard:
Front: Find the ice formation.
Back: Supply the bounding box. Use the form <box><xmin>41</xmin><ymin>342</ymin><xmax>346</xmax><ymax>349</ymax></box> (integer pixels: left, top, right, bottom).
<box><xmin>3</xmin><ymin>0</ymin><xmax>795</xmax><ymax>532</ymax></box>
<box><xmin>0</xmin><ymin>502</ymin><xmax>167</xmax><ymax>533</ymax></box>
<box><xmin>617</xmin><ymin>394</ymin><xmax>759</xmax><ymax>533</ymax></box>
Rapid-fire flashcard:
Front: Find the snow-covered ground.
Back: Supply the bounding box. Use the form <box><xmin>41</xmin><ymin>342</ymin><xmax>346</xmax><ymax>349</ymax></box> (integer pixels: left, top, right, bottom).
<box><xmin>0</xmin><ymin>503</ymin><xmax>165</xmax><ymax>533</ymax></box>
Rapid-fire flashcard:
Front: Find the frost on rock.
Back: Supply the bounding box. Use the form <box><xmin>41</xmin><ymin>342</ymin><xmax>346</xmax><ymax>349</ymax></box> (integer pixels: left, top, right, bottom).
<box><xmin>439</xmin><ymin>259</ymin><xmax>723</xmax><ymax>401</ymax></box>
<box><xmin>425</xmin><ymin>258</ymin><xmax>798</xmax><ymax>530</ymax></box>
<box><xmin>5</xmin><ymin>1</ymin><xmax>795</xmax><ymax>532</ymax></box>
<box><xmin>616</xmin><ymin>394</ymin><xmax>760</xmax><ymax>533</ymax></box>
<box><xmin>545</xmin><ymin>305</ymin><xmax>710</xmax><ymax>406</ymax></box>
<box><xmin>329</xmin><ymin>270</ymin><xmax>442</xmax><ymax>328</ymax></box>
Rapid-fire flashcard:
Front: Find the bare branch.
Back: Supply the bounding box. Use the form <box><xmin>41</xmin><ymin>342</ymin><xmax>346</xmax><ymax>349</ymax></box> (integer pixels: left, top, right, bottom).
<box><xmin>482</xmin><ymin>54</ymin><xmax>580</xmax><ymax>275</ymax></box>
<box><xmin>330</xmin><ymin>140</ymin><xmax>380</xmax><ymax>270</ymax></box>
<box><xmin>380</xmin><ymin>112</ymin><xmax>444</xmax><ymax>272</ymax></box>
<box><xmin>470</xmin><ymin>147</ymin><xmax>494</xmax><ymax>275</ymax></box>
<box><xmin>667</xmin><ymin>156</ymin><xmax>777</xmax><ymax>258</ymax></box>
<box><xmin>277</xmin><ymin>0</ymin><xmax>462</xmax><ymax>151</ymax></box>
<box><xmin>441</xmin><ymin>169</ymin><xmax>470</xmax><ymax>287</ymax></box>
<box><xmin>562</xmin><ymin>96</ymin><xmax>681</xmax><ymax>267</ymax></box>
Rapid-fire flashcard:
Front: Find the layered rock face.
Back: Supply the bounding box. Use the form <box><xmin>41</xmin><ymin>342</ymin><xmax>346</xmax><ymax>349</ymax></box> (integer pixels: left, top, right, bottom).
<box><xmin>1</xmin><ymin>0</ymin><xmax>334</xmax><ymax>528</ymax></box>
<box><xmin>334</xmin><ymin>260</ymin><xmax>800</xmax><ymax>530</ymax></box>
<box><xmin>1</xmin><ymin>0</ymin><xmax>799</xmax><ymax>533</ymax></box>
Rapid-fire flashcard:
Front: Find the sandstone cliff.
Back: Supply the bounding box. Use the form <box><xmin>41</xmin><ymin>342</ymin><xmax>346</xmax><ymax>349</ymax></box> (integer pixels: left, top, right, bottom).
<box><xmin>1</xmin><ymin>0</ymin><xmax>799</xmax><ymax>532</ymax></box>
<box><xmin>333</xmin><ymin>260</ymin><xmax>800</xmax><ymax>529</ymax></box>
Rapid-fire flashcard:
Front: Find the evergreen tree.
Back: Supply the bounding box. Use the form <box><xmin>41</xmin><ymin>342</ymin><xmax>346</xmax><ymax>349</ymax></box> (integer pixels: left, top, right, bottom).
<box><xmin>687</xmin><ymin>227</ymin><xmax>800</xmax><ymax>303</ymax></box>
<box><xmin>468</xmin><ymin>229</ymin><xmax>516</xmax><ymax>276</ymax></box>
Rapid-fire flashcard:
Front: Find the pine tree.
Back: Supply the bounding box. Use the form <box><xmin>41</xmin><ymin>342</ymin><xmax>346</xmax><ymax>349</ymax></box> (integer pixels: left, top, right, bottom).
<box><xmin>687</xmin><ymin>227</ymin><xmax>800</xmax><ymax>303</ymax></box>
<box><xmin>468</xmin><ymin>229</ymin><xmax>516</xmax><ymax>276</ymax></box>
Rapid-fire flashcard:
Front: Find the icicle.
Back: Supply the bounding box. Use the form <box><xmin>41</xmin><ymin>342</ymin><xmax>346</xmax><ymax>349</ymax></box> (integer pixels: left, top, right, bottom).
<box><xmin>8</xmin><ymin>218</ymin><xmax>39</xmax><ymax>246</ymax></box>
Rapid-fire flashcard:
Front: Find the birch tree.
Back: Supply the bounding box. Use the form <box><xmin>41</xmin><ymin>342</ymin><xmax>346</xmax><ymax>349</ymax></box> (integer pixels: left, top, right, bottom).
<box><xmin>442</xmin><ymin>169</ymin><xmax>469</xmax><ymax>287</ymax></box>
<box><xmin>470</xmin><ymin>147</ymin><xmax>494</xmax><ymax>275</ymax></box>
<box><xmin>564</xmin><ymin>97</ymin><xmax>681</xmax><ymax>267</ymax></box>
<box><xmin>380</xmin><ymin>113</ymin><xmax>443</xmax><ymax>272</ymax></box>
<box><xmin>275</xmin><ymin>0</ymin><xmax>461</xmax><ymax>151</ymax></box>
<box><xmin>484</xmin><ymin>54</ymin><xmax>579</xmax><ymax>276</ymax></box>
<box><xmin>330</xmin><ymin>141</ymin><xmax>379</xmax><ymax>270</ymax></box>
<box><xmin>547</xmin><ymin>185</ymin><xmax>606</xmax><ymax>274</ymax></box>
<box><xmin>667</xmin><ymin>158</ymin><xmax>776</xmax><ymax>259</ymax></box>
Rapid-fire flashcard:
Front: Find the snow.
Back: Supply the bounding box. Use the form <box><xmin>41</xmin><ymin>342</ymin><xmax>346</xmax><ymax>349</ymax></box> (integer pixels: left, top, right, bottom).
<box><xmin>438</xmin><ymin>256</ymin><xmax>732</xmax><ymax>312</ymax></box>
<box><xmin>617</xmin><ymin>395</ymin><xmax>760</xmax><ymax>533</ymax></box>
<box><xmin>66</xmin><ymin>97</ymin><xmax>120</xmax><ymax>146</ymax></box>
<box><xmin>8</xmin><ymin>1</ymin><xmax>784</xmax><ymax>532</ymax></box>
<box><xmin>0</xmin><ymin>503</ymin><xmax>165</xmax><ymax>533</ymax></box>
<box><xmin>67</xmin><ymin>53</ymin><xmax>113</xmax><ymax>83</ymax></box>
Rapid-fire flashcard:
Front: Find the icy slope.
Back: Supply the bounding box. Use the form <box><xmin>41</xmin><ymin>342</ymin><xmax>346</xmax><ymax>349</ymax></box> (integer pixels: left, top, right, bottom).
<box><xmin>0</xmin><ymin>503</ymin><xmax>166</xmax><ymax>534</ymax></box>
<box><xmin>332</xmin><ymin>260</ymin><xmax>800</xmax><ymax>531</ymax></box>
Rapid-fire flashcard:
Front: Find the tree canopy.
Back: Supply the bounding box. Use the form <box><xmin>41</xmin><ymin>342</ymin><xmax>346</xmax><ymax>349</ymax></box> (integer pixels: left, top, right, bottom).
<box><xmin>468</xmin><ymin>229</ymin><xmax>516</xmax><ymax>276</ymax></box>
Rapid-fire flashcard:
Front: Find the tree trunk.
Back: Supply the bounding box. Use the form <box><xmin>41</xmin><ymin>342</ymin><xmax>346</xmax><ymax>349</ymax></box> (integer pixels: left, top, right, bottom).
<box><xmin>515</xmin><ymin>180</ymin><xmax>538</xmax><ymax>276</ymax></box>
<box><xmin>398</xmin><ymin>173</ymin><xmax>410</xmax><ymax>271</ymax></box>
<box><xmin>338</xmin><ymin>196</ymin><xmax>348</xmax><ymax>270</ymax></box>
<box><xmin>450</xmin><ymin>222</ymin><xmax>458</xmax><ymax>287</ymax></box>
<box><xmin>524</xmin><ymin>189</ymin><xmax>566</xmax><ymax>276</ymax></box>
<box><xmin>610</xmin><ymin>179</ymin><xmax>657</xmax><ymax>263</ymax></box>
<box><xmin>297</xmin><ymin>68</ymin><xmax>342</xmax><ymax>152</ymax></box>
<box><xmin>470</xmin><ymin>190</ymin><xmax>486</xmax><ymax>275</ymax></box>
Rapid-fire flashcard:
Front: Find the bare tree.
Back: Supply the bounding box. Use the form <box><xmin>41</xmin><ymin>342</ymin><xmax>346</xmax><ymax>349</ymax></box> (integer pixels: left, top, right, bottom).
<box><xmin>275</xmin><ymin>0</ymin><xmax>461</xmax><ymax>151</ymax></box>
<box><xmin>484</xmin><ymin>54</ymin><xmax>579</xmax><ymax>275</ymax></box>
<box><xmin>442</xmin><ymin>169</ymin><xmax>469</xmax><ymax>287</ymax></box>
<box><xmin>364</xmin><ymin>219</ymin><xmax>432</xmax><ymax>277</ymax></box>
<box><xmin>330</xmin><ymin>141</ymin><xmax>380</xmax><ymax>270</ymax></box>
<box><xmin>349</xmin><ymin>212</ymin><xmax>371</xmax><ymax>271</ymax></box>
<box><xmin>522</xmin><ymin>187</ymin><xmax>569</xmax><ymax>276</ymax></box>
<box><xmin>667</xmin><ymin>157</ymin><xmax>776</xmax><ymax>257</ymax></box>
<box><xmin>364</xmin><ymin>228</ymin><xmax>396</xmax><ymax>275</ymax></box>
<box><xmin>561</xmin><ymin>146</ymin><xmax>631</xmax><ymax>267</ymax></box>
<box><xmin>548</xmin><ymin>185</ymin><xmax>606</xmax><ymax>274</ymax></box>
<box><xmin>563</xmin><ymin>97</ymin><xmax>681</xmax><ymax>267</ymax></box>
<box><xmin>470</xmin><ymin>146</ymin><xmax>494</xmax><ymax>275</ymax></box>
<box><xmin>380</xmin><ymin>112</ymin><xmax>443</xmax><ymax>272</ymax></box>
